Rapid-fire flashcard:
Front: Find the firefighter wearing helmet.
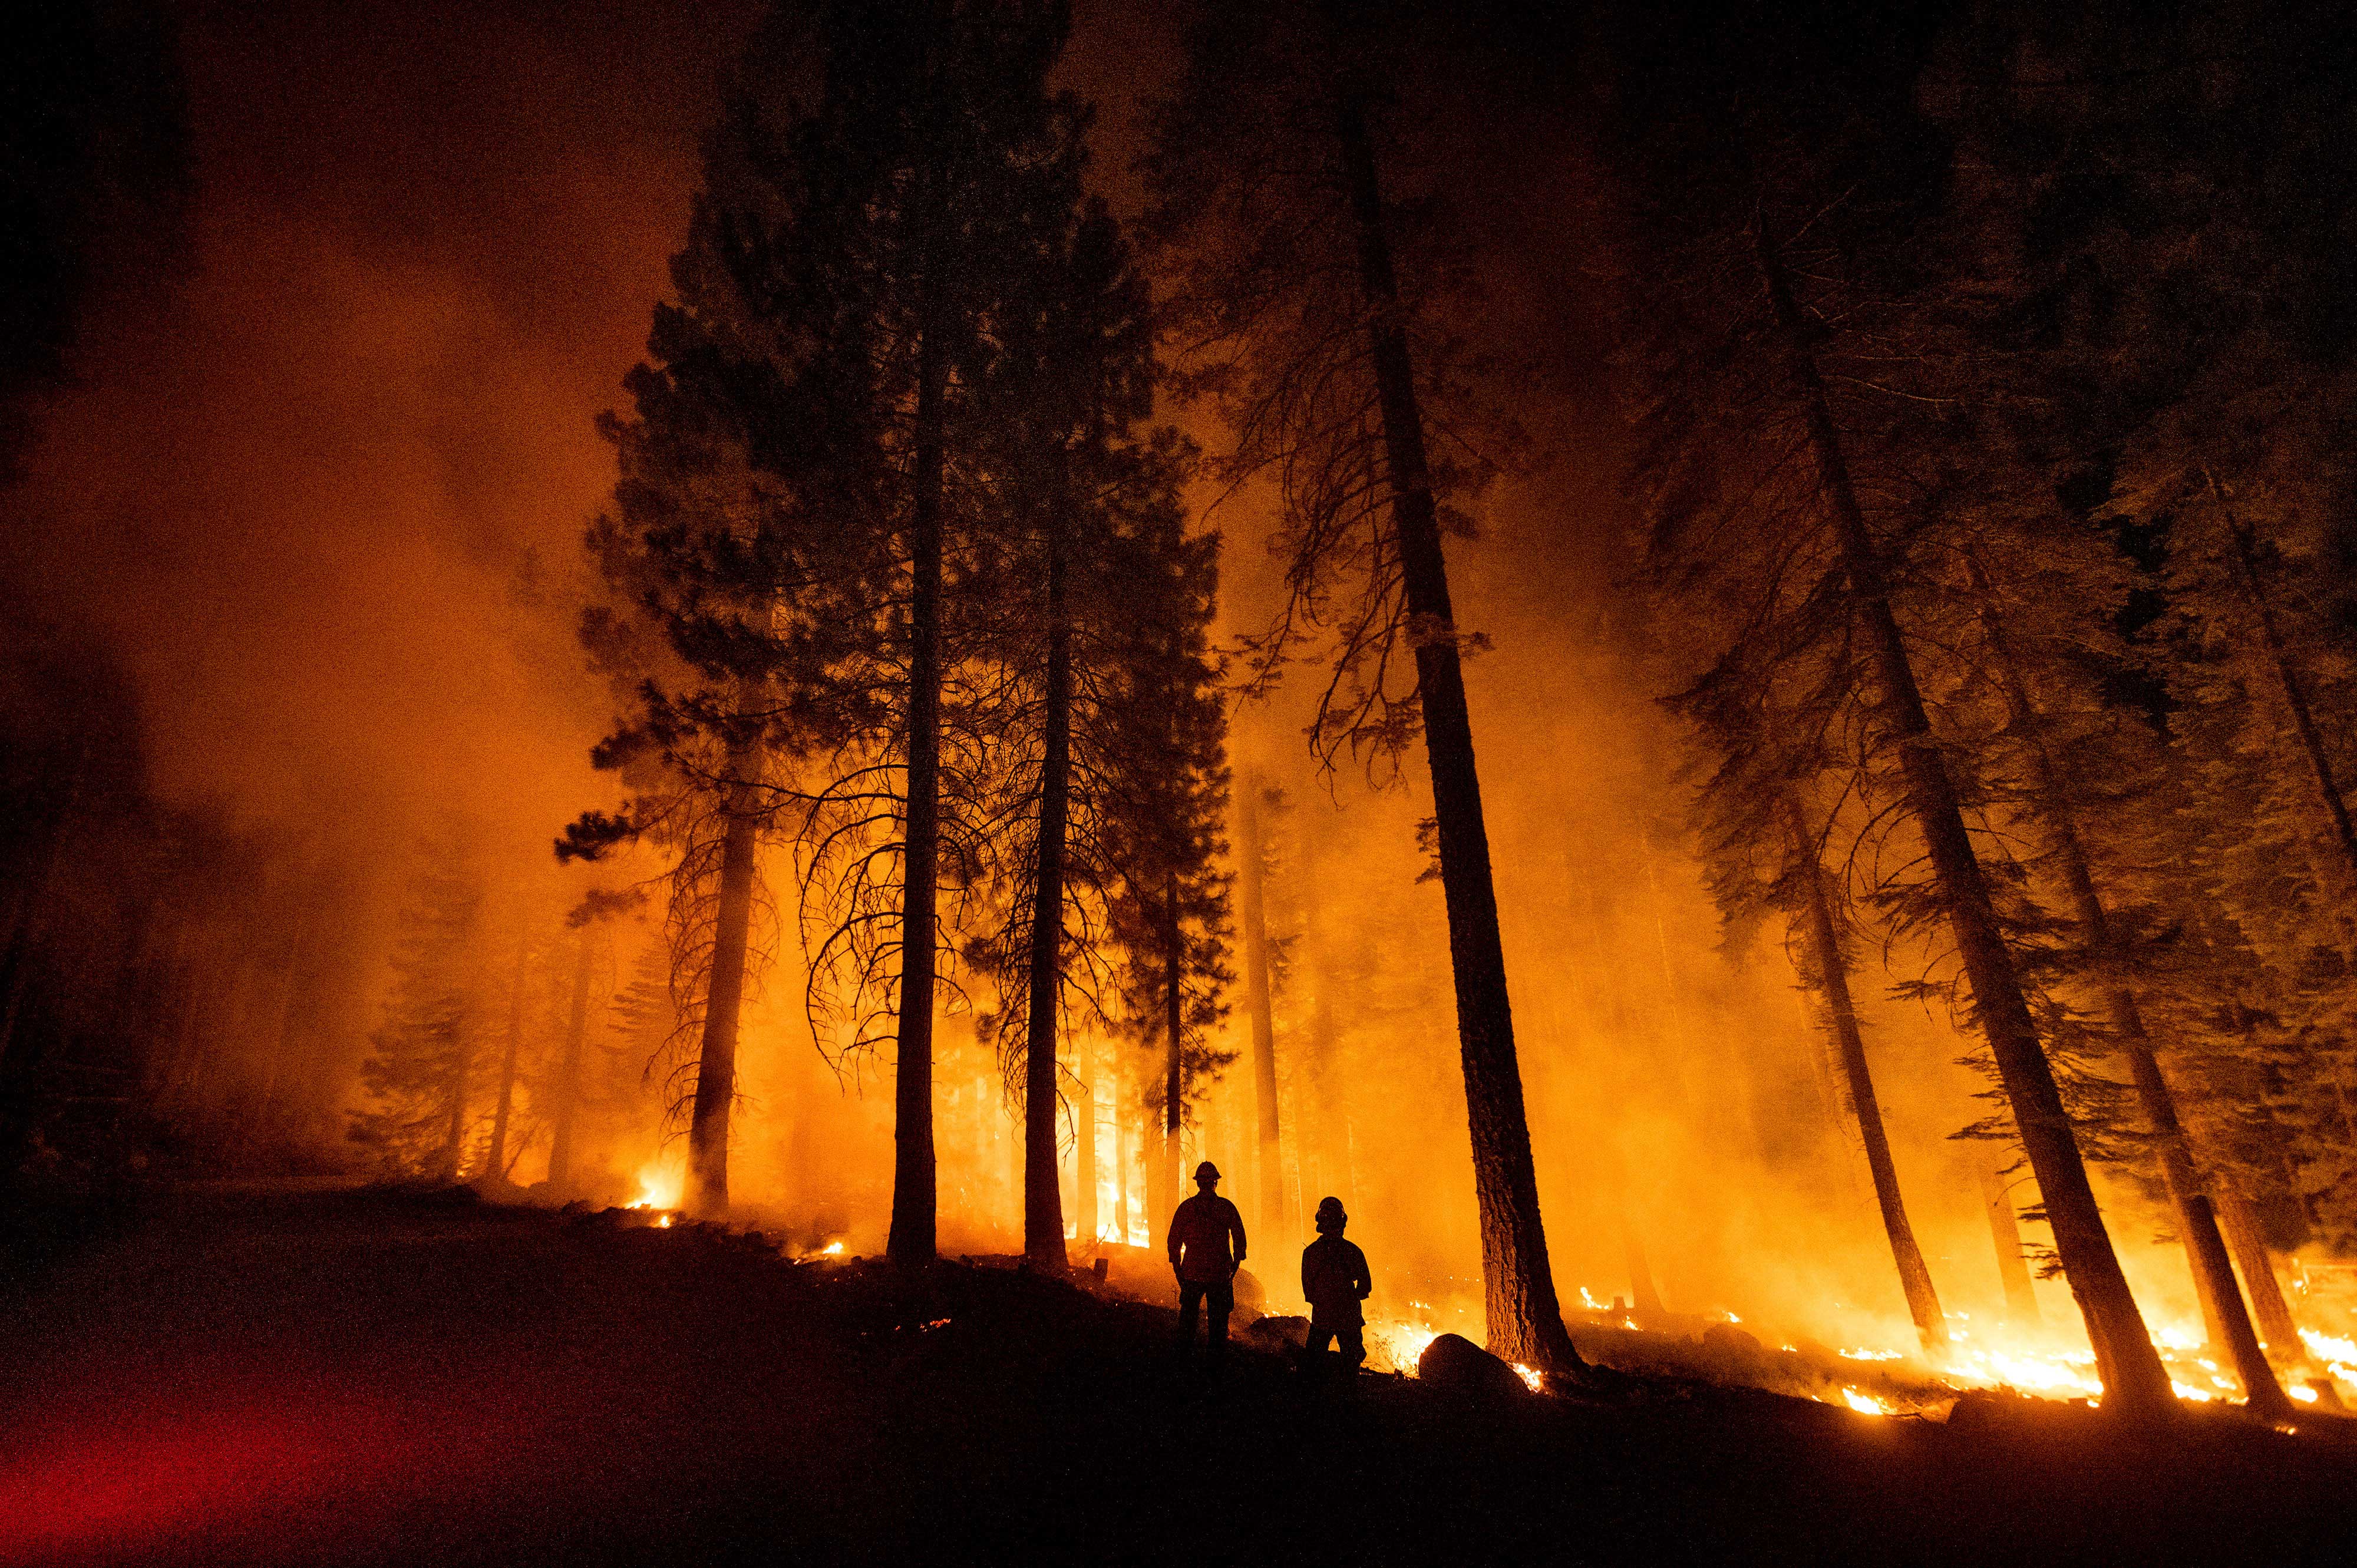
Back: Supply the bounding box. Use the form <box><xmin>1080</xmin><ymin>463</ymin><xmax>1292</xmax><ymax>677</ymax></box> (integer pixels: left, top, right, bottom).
<box><xmin>1166</xmin><ymin>1160</ymin><xmax>1247</xmax><ymax>1354</ymax></box>
<box><xmin>1302</xmin><ymin>1196</ymin><xmax>1372</xmax><ymax>1378</ymax></box>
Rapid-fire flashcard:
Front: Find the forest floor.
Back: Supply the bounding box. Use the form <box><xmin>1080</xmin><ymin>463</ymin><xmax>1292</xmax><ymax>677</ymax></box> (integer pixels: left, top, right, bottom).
<box><xmin>2</xmin><ymin>1187</ymin><xmax>2353</xmax><ymax>1567</ymax></box>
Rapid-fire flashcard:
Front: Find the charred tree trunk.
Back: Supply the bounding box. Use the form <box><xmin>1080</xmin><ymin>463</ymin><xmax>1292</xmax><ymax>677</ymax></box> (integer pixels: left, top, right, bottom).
<box><xmin>1752</xmin><ymin>222</ymin><xmax>2173</xmax><ymax>1418</ymax></box>
<box><xmin>1782</xmin><ymin>794</ymin><xmax>1948</xmax><ymax>1351</ymax></box>
<box><xmin>1075</xmin><ymin>1042</ymin><xmax>1098</xmax><ymax>1247</ymax></box>
<box><xmin>1162</xmin><ymin>872</ymin><xmax>1184</xmax><ymax>1214</ymax></box>
<box><xmin>1144</xmin><ymin>1072</ymin><xmax>1170</xmax><ymax>1236</ymax></box>
<box><xmin>1968</xmin><ymin>565</ymin><xmax>2289</xmax><ymax>1414</ymax></box>
<box><xmin>2215</xmin><ymin>1185</ymin><xmax>2311</xmax><ymax>1365</ymax></box>
<box><xmin>486</xmin><ymin>929</ymin><xmax>529</xmax><ymax>1183</ymax></box>
<box><xmin>545</xmin><ymin>928</ymin><xmax>593</xmax><ymax>1190</ymax></box>
<box><xmin>1236</xmin><ymin>774</ymin><xmax>1287</xmax><ymax>1258</ymax></box>
<box><xmin>1335</xmin><ymin>94</ymin><xmax>1582</xmax><ymax>1375</ymax></box>
<box><xmin>888</xmin><ymin>323</ymin><xmax>948</xmax><ymax>1269</ymax></box>
<box><xmin>686</xmin><ymin>781</ymin><xmax>760</xmax><ymax>1217</ymax></box>
<box><xmin>1022</xmin><ymin>490</ymin><xmax>1074</xmax><ymax>1269</ymax></box>
<box><xmin>1978</xmin><ymin>1151</ymin><xmax>2043</xmax><ymax>1325</ymax></box>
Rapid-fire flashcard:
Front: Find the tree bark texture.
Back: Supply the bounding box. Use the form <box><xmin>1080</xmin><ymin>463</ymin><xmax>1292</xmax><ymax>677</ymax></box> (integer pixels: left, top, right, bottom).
<box><xmin>1236</xmin><ymin>774</ymin><xmax>1288</xmax><ymax>1253</ymax></box>
<box><xmin>1752</xmin><ymin>221</ymin><xmax>2173</xmax><ymax>1418</ymax></box>
<box><xmin>686</xmin><ymin>788</ymin><xmax>759</xmax><ymax>1217</ymax></box>
<box><xmin>1022</xmin><ymin>493</ymin><xmax>1072</xmax><ymax>1268</ymax></box>
<box><xmin>888</xmin><ymin>324</ymin><xmax>948</xmax><ymax>1269</ymax></box>
<box><xmin>1783</xmin><ymin>794</ymin><xmax>1949</xmax><ymax>1351</ymax></box>
<box><xmin>546</xmin><ymin>929</ymin><xmax>593</xmax><ymax>1189</ymax></box>
<box><xmin>1335</xmin><ymin>91</ymin><xmax>1583</xmax><ymax>1375</ymax></box>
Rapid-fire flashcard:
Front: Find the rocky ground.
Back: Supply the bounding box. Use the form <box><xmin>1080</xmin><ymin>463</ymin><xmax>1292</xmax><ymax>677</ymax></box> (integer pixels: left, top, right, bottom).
<box><xmin>2</xmin><ymin>1187</ymin><xmax>2352</xmax><ymax>1566</ymax></box>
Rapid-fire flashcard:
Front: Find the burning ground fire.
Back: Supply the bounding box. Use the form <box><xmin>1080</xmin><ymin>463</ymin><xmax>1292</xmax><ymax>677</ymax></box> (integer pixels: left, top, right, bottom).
<box><xmin>2299</xmin><ymin>1328</ymin><xmax>2357</xmax><ymax>1388</ymax></box>
<box><xmin>1346</xmin><ymin>1291</ymin><xmax>2357</xmax><ymax>1420</ymax></box>
<box><xmin>621</xmin><ymin>1161</ymin><xmax>849</xmax><ymax>1258</ymax></box>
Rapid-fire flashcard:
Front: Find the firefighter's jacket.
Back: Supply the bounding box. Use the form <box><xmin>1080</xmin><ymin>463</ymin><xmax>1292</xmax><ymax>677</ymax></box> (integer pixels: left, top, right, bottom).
<box><xmin>1302</xmin><ymin>1234</ymin><xmax>1372</xmax><ymax>1327</ymax></box>
<box><xmin>1167</xmin><ymin>1193</ymin><xmax>1247</xmax><ymax>1283</ymax></box>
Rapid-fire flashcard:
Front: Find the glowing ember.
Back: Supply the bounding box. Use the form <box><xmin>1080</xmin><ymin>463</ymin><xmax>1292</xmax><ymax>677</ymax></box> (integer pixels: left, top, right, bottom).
<box><xmin>2289</xmin><ymin>1384</ymin><xmax>2320</xmax><ymax>1404</ymax></box>
<box><xmin>1511</xmin><ymin>1363</ymin><xmax>1544</xmax><ymax>1392</ymax></box>
<box><xmin>1839</xmin><ymin>1388</ymin><xmax>1892</xmax><ymax>1415</ymax></box>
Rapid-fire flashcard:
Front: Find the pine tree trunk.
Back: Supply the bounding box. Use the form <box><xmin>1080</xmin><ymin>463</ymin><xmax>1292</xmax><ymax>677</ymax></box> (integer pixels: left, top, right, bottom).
<box><xmin>1335</xmin><ymin>94</ymin><xmax>1582</xmax><ymax>1375</ymax></box>
<box><xmin>486</xmin><ymin>929</ymin><xmax>528</xmax><ymax>1183</ymax></box>
<box><xmin>1752</xmin><ymin>221</ymin><xmax>2174</xmax><ymax>1418</ymax></box>
<box><xmin>1076</xmin><ymin>1044</ymin><xmax>1097</xmax><ymax>1247</ymax></box>
<box><xmin>2215</xmin><ymin>1184</ymin><xmax>2310</xmax><ymax>1364</ymax></box>
<box><xmin>686</xmin><ymin>787</ymin><xmax>759</xmax><ymax>1217</ymax></box>
<box><xmin>1969</xmin><ymin>568</ymin><xmax>2289</xmax><ymax>1415</ymax></box>
<box><xmin>1145</xmin><ymin>1074</ymin><xmax>1170</xmax><ymax>1239</ymax></box>
<box><xmin>1112</xmin><ymin>1050</ymin><xmax>1132</xmax><ymax>1244</ymax></box>
<box><xmin>1022</xmin><ymin>491</ymin><xmax>1074</xmax><ymax>1269</ymax></box>
<box><xmin>546</xmin><ymin>928</ymin><xmax>593</xmax><ymax>1190</ymax></box>
<box><xmin>1163</xmin><ymin>872</ymin><xmax>1184</xmax><ymax>1214</ymax></box>
<box><xmin>1236</xmin><ymin>775</ymin><xmax>1287</xmax><ymax>1258</ymax></box>
<box><xmin>888</xmin><ymin>323</ymin><xmax>948</xmax><ymax>1269</ymax></box>
<box><xmin>1783</xmin><ymin>794</ymin><xmax>1948</xmax><ymax>1351</ymax></box>
<box><xmin>1977</xmin><ymin>1151</ymin><xmax>2042</xmax><ymax>1323</ymax></box>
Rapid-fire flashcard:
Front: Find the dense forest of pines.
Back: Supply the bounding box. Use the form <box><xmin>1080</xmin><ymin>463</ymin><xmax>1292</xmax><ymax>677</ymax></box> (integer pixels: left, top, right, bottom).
<box><xmin>10</xmin><ymin>0</ymin><xmax>2357</xmax><ymax>1430</ymax></box>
